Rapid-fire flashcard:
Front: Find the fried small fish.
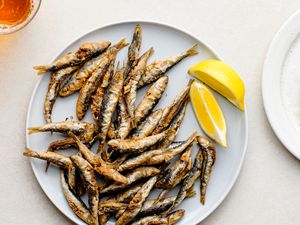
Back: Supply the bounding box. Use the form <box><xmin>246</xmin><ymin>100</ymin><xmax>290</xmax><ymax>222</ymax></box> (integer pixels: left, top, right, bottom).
<box><xmin>138</xmin><ymin>45</ymin><xmax>198</xmax><ymax>87</ymax></box>
<box><xmin>116</xmin><ymin>183</ymin><xmax>143</xmax><ymax>203</ymax></box>
<box><xmin>34</xmin><ymin>41</ymin><xmax>111</xmax><ymax>74</ymax></box>
<box><xmin>116</xmin><ymin>176</ymin><xmax>157</xmax><ymax>225</ymax></box>
<box><xmin>60</xmin><ymin>171</ymin><xmax>96</xmax><ymax>225</ymax></box>
<box><xmin>165</xmin><ymin>142</ymin><xmax>204</xmax><ymax>214</ymax></box>
<box><xmin>145</xmin><ymin>132</ymin><xmax>197</xmax><ymax>166</ymax></box>
<box><xmin>91</xmin><ymin>60</ymin><xmax>115</xmax><ymax>123</ymax></box>
<box><xmin>59</xmin><ymin>55</ymin><xmax>102</xmax><ymax>97</ymax></box>
<box><xmin>117</xmin><ymin>141</ymin><xmax>188</xmax><ymax>172</ymax></box>
<box><xmin>156</xmin><ymin>145</ymin><xmax>193</xmax><ymax>189</ymax></box>
<box><xmin>28</xmin><ymin>121</ymin><xmax>97</xmax><ymax>135</ymax></box>
<box><xmin>131</xmin><ymin>209</ymin><xmax>185</xmax><ymax>225</ymax></box>
<box><xmin>98</xmin><ymin>199</ymin><xmax>128</xmax><ymax>213</ymax></box>
<box><xmin>125</xmin><ymin>24</ymin><xmax>142</xmax><ymax>78</ymax></box>
<box><xmin>154</xmin><ymin>99</ymin><xmax>189</xmax><ymax>149</ymax></box>
<box><xmin>44</xmin><ymin>66</ymin><xmax>79</xmax><ymax>123</ymax></box>
<box><xmin>97</xmin><ymin>66</ymin><xmax>125</xmax><ymax>154</ymax></box>
<box><xmin>70</xmin><ymin>155</ymin><xmax>99</xmax><ymax>224</ymax></box>
<box><xmin>68</xmin><ymin>164</ymin><xmax>77</xmax><ymax>191</ymax></box>
<box><xmin>108</xmin><ymin>127</ymin><xmax>175</xmax><ymax>154</ymax></box>
<box><xmin>198</xmin><ymin>136</ymin><xmax>216</xmax><ymax>205</ymax></box>
<box><xmin>115</xmin><ymin>94</ymin><xmax>132</xmax><ymax>139</ymax></box>
<box><xmin>124</xmin><ymin>48</ymin><xmax>153</xmax><ymax>125</ymax></box>
<box><xmin>23</xmin><ymin>148</ymin><xmax>72</xmax><ymax>169</ymax></box>
<box><xmin>100</xmin><ymin>166</ymin><xmax>160</xmax><ymax>195</ymax></box>
<box><xmin>76</xmin><ymin>39</ymin><xmax>128</xmax><ymax>120</ymax></box>
<box><xmin>134</xmin><ymin>76</ymin><xmax>168</xmax><ymax>126</ymax></box>
<box><xmin>153</xmin><ymin>80</ymin><xmax>192</xmax><ymax>134</ymax></box>
<box><xmin>68</xmin><ymin>132</ymin><xmax>128</xmax><ymax>184</ymax></box>
<box><xmin>132</xmin><ymin>109</ymin><xmax>162</xmax><ymax>138</ymax></box>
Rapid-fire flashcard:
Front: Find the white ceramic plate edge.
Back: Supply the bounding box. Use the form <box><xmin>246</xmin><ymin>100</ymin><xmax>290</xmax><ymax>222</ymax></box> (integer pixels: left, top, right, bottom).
<box><xmin>262</xmin><ymin>10</ymin><xmax>300</xmax><ymax>160</ymax></box>
<box><xmin>25</xmin><ymin>20</ymin><xmax>248</xmax><ymax>224</ymax></box>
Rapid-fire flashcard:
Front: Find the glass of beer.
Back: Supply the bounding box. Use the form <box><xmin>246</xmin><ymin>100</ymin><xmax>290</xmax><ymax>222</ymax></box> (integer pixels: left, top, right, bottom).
<box><xmin>0</xmin><ymin>0</ymin><xmax>41</xmax><ymax>34</ymax></box>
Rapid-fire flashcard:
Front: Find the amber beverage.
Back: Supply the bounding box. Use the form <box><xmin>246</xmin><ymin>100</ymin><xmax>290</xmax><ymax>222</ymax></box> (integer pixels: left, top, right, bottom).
<box><xmin>0</xmin><ymin>0</ymin><xmax>41</xmax><ymax>34</ymax></box>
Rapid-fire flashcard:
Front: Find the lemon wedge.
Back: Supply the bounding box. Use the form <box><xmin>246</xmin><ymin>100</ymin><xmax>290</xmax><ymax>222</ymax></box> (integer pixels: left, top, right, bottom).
<box><xmin>190</xmin><ymin>81</ymin><xmax>227</xmax><ymax>147</ymax></box>
<box><xmin>188</xmin><ymin>59</ymin><xmax>245</xmax><ymax>111</ymax></box>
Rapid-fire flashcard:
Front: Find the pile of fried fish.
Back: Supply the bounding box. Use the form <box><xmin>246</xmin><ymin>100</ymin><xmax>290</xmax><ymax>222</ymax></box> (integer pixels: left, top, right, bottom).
<box><xmin>24</xmin><ymin>25</ymin><xmax>216</xmax><ymax>225</ymax></box>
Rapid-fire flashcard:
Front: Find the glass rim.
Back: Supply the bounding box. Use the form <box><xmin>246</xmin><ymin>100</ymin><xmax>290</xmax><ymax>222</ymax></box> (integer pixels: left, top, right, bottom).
<box><xmin>0</xmin><ymin>0</ymin><xmax>42</xmax><ymax>35</ymax></box>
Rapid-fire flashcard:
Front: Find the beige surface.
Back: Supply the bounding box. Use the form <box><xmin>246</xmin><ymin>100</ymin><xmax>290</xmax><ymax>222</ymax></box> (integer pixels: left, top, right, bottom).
<box><xmin>1</xmin><ymin>0</ymin><xmax>300</xmax><ymax>224</ymax></box>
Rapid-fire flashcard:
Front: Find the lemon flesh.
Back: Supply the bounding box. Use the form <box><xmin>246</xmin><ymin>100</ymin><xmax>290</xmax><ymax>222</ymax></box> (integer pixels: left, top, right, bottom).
<box><xmin>190</xmin><ymin>81</ymin><xmax>227</xmax><ymax>147</ymax></box>
<box><xmin>189</xmin><ymin>59</ymin><xmax>245</xmax><ymax>111</ymax></box>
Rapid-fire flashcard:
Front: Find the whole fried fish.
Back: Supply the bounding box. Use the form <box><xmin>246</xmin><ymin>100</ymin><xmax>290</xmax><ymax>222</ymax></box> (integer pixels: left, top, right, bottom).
<box><xmin>76</xmin><ymin>39</ymin><xmax>128</xmax><ymax>120</ymax></box>
<box><xmin>68</xmin><ymin>132</ymin><xmax>128</xmax><ymax>184</ymax></box>
<box><xmin>132</xmin><ymin>109</ymin><xmax>162</xmax><ymax>138</ymax></box>
<box><xmin>153</xmin><ymin>80</ymin><xmax>192</xmax><ymax>134</ymax></box>
<box><xmin>138</xmin><ymin>45</ymin><xmax>198</xmax><ymax>87</ymax></box>
<box><xmin>198</xmin><ymin>136</ymin><xmax>216</xmax><ymax>205</ymax></box>
<box><xmin>124</xmin><ymin>48</ymin><xmax>153</xmax><ymax>125</ymax></box>
<box><xmin>165</xmin><ymin>141</ymin><xmax>204</xmax><ymax>214</ymax></box>
<box><xmin>28</xmin><ymin>121</ymin><xmax>97</xmax><ymax>135</ymax></box>
<box><xmin>125</xmin><ymin>24</ymin><xmax>142</xmax><ymax>78</ymax></box>
<box><xmin>108</xmin><ymin>127</ymin><xmax>175</xmax><ymax>154</ymax></box>
<box><xmin>116</xmin><ymin>176</ymin><xmax>157</xmax><ymax>225</ymax></box>
<box><xmin>91</xmin><ymin>61</ymin><xmax>115</xmax><ymax>123</ymax></box>
<box><xmin>23</xmin><ymin>148</ymin><xmax>72</xmax><ymax>170</ymax></box>
<box><xmin>115</xmin><ymin>94</ymin><xmax>132</xmax><ymax>139</ymax></box>
<box><xmin>97</xmin><ymin>66</ymin><xmax>125</xmax><ymax>154</ymax></box>
<box><xmin>60</xmin><ymin>171</ymin><xmax>96</xmax><ymax>225</ymax></box>
<box><xmin>70</xmin><ymin>155</ymin><xmax>99</xmax><ymax>224</ymax></box>
<box><xmin>59</xmin><ymin>54</ymin><xmax>103</xmax><ymax>97</ymax></box>
<box><xmin>34</xmin><ymin>41</ymin><xmax>111</xmax><ymax>74</ymax></box>
<box><xmin>44</xmin><ymin>66</ymin><xmax>79</xmax><ymax>123</ymax></box>
<box><xmin>118</xmin><ymin>133</ymin><xmax>196</xmax><ymax>171</ymax></box>
<box><xmin>134</xmin><ymin>76</ymin><xmax>168</xmax><ymax>126</ymax></box>
<box><xmin>100</xmin><ymin>166</ymin><xmax>160</xmax><ymax>195</ymax></box>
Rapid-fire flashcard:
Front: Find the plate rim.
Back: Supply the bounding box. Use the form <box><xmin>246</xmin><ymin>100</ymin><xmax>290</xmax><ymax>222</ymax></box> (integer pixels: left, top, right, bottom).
<box><xmin>262</xmin><ymin>10</ymin><xmax>300</xmax><ymax>160</ymax></box>
<box><xmin>25</xmin><ymin>19</ymin><xmax>248</xmax><ymax>224</ymax></box>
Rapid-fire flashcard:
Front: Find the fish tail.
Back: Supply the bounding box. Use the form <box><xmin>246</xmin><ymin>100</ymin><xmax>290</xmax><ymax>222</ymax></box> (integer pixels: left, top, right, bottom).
<box><xmin>115</xmin><ymin>38</ymin><xmax>129</xmax><ymax>49</ymax></box>
<box><xmin>33</xmin><ymin>65</ymin><xmax>50</xmax><ymax>75</ymax></box>
<box><xmin>23</xmin><ymin>148</ymin><xmax>34</xmax><ymax>157</ymax></box>
<box><xmin>187</xmin><ymin>44</ymin><xmax>198</xmax><ymax>56</ymax></box>
<box><xmin>27</xmin><ymin>127</ymin><xmax>41</xmax><ymax>134</ymax></box>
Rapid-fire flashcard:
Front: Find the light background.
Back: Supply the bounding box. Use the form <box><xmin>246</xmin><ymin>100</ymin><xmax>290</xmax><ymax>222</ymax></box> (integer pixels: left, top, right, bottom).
<box><xmin>0</xmin><ymin>0</ymin><xmax>300</xmax><ymax>224</ymax></box>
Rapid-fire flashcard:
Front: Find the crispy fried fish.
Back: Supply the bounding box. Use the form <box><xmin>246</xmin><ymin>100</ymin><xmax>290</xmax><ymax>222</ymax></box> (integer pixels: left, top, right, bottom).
<box><xmin>125</xmin><ymin>24</ymin><xmax>142</xmax><ymax>78</ymax></box>
<box><xmin>60</xmin><ymin>171</ymin><xmax>96</xmax><ymax>225</ymax></box>
<box><xmin>198</xmin><ymin>136</ymin><xmax>216</xmax><ymax>205</ymax></box>
<box><xmin>116</xmin><ymin>176</ymin><xmax>157</xmax><ymax>225</ymax></box>
<box><xmin>28</xmin><ymin>121</ymin><xmax>97</xmax><ymax>135</ymax></box>
<box><xmin>156</xmin><ymin>145</ymin><xmax>193</xmax><ymax>189</ymax></box>
<box><xmin>97</xmin><ymin>66</ymin><xmax>125</xmax><ymax>154</ymax></box>
<box><xmin>134</xmin><ymin>76</ymin><xmax>168</xmax><ymax>126</ymax></box>
<box><xmin>23</xmin><ymin>148</ymin><xmax>72</xmax><ymax>169</ymax></box>
<box><xmin>124</xmin><ymin>48</ymin><xmax>153</xmax><ymax>125</ymax></box>
<box><xmin>44</xmin><ymin>66</ymin><xmax>79</xmax><ymax>123</ymax></box>
<box><xmin>153</xmin><ymin>80</ymin><xmax>192</xmax><ymax>134</ymax></box>
<box><xmin>132</xmin><ymin>109</ymin><xmax>162</xmax><ymax>138</ymax></box>
<box><xmin>34</xmin><ymin>41</ymin><xmax>111</xmax><ymax>74</ymax></box>
<box><xmin>108</xmin><ymin>127</ymin><xmax>175</xmax><ymax>154</ymax></box>
<box><xmin>100</xmin><ymin>166</ymin><xmax>160</xmax><ymax>195</ymax></box>
<box><xmin>115</xmin><ymin>94</ymin><xmax>132</xmax><ymax>139</ymax></box>
<box><xmin>70</xmin><ymin>155</ymin><xmax>99</xmax><ymax>224</ymax></box>
<box><xmin>59</xmin><ymin>55</ymin><xmax>103</xmax><ymax>97</ymax></box>
<box><xmin>76</xmin><ymin>39</ymin><xmax>128</xmax><ymax>120</ymax></box>
<box><xmin>68</xmin><ymin>132</ymin><xmax>128</xmax><ymax>184</ymax></box>
<box><xmin>91</xmin><ymin>61</ymin><xmax>115</xmax><ymax>123</ymax></box>
<box><xmin>165</xmin><ymin>142</ymin><xmax>204</xmax><ymax>214</ymax></box>
<box><xmin>138</xmin><ymin>45</ymin><xmax>198</xmax><ymax>87</ymax></box>
<box><xmin>117</xmin><ymin>140</ymin><xmax>191</xmax><ymax>172</ymax></box>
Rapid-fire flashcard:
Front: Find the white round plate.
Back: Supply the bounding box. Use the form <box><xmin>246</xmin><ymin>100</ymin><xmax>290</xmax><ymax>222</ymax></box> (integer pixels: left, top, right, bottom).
<box><xmin>263</xmin><ymin>10</ymin><xmax>300</xmax><ymax>160</ymax></box>
<box><xmin>26</xmin><ymin>21</ymin><xmax>248</xmax><ymax>225</ymax></box>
